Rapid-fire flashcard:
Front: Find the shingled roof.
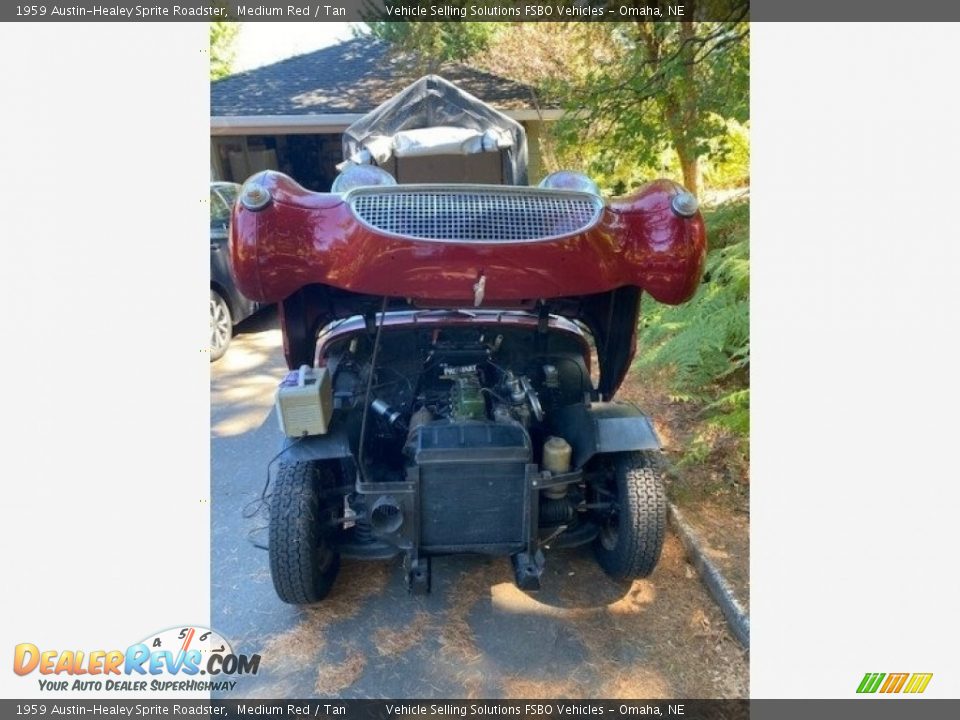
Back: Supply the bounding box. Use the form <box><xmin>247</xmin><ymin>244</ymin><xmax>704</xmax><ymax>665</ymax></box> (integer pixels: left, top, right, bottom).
<box><xmin>211</xmin><ymin>36</ymin><xmax>546</xmax><ymax>117</ymax></box>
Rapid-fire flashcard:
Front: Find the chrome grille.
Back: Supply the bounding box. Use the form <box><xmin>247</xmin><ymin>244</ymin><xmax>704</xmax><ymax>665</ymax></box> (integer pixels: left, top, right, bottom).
<box><xmin>347</xmin><ymin>187</ymin><xmax>603</xmax><ymax>242</ymax></box>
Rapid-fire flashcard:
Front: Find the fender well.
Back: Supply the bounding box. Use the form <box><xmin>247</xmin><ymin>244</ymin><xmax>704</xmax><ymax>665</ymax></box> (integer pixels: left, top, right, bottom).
<box><xmin>548</xmin><ymin>402</ymin><xmax>661</xmax><ymax>469</ymax></box>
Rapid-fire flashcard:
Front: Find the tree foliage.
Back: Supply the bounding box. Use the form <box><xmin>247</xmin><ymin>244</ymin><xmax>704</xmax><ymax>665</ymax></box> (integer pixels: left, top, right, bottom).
<box><xmin>365</xmin><ymin>12</ymin><xmax>499</xmax><ymax>72</ymax></box>
<box><xmin>702</xmin><ymin>118</ymin><xmax>749</xmax><ymax>189</ymax></box>
<box><xmin>551</xmin><ymin>14</ymin><xmax>749</xmax><ymax>196</ymax></box>
<box><xmin>210</xmin><ymin>21</ymin><xmax>240</xmax><ymax>80</ymax></box>
<box><xmin>362</xmin><ymin>17</ymin><xmax>748</xmax><ymax>194</ymax></box>
<box><xmin>474</xmin><ymin>22</ymin><xmax>616</xmax><ymax>87</ymax></box>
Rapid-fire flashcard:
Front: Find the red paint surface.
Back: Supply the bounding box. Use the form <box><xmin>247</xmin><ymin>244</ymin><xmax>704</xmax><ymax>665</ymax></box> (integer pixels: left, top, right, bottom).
<box><xmin>230</xmin><ymin>172</ymin><xmax>706</xmax><ymax>307</ymax></box>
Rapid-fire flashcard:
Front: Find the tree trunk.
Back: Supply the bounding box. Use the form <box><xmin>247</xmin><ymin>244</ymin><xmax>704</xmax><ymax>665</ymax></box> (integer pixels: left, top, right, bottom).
<box><xmin>670</xmin><ymin>21</ymin><xmax>702</xmax><ymax>197</ymax></box>
<box><xmin>633</xmin><ymin>19</ymin><xmax>704</xmax><ymax>196</ymax></box>
<box><xmin>677</xmin><ymin>147</ymin><xmax>701</xmax><ymax>197</ymax></box>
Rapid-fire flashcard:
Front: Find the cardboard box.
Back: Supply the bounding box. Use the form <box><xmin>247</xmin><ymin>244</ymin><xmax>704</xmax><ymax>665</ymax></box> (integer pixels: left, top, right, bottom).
<box><xmin>381</xmin><ymin>150</ymin><xmax>505</xmax><ymax>184</ymax></box>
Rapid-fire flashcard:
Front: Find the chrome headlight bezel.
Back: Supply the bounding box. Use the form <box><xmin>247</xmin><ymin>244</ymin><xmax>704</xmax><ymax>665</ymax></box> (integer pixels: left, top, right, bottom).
<box><xmin>671</xmin><ymin>190</ymin><xmax>700</xmax><ymax>218</ymax></box>
<box><xmin>538</xmin><ymin>170</ymin><xmax>601</xmax><ymax>197</ymax></box>
<box><xmin>238</xmin><ymin>176</ymin><xmax>272</xmax><ymax>211</ymax></box>
<box><xmin>331</xmin><ymin>164</ymin><xmax>398</xmax><ymax>194</ymax></box>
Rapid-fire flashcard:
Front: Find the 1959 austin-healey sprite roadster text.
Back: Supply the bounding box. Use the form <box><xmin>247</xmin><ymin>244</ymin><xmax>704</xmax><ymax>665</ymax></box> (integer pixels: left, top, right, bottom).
<box><xmin>229</xmin><ymin>76</ymin><xmax>706</xmax><ymax>603</ymax></box>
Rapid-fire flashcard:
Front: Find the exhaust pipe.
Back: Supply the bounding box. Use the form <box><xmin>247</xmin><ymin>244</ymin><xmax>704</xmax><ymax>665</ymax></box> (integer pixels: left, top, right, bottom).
<box><xmin>369</xmin><ymin>495</ymin><xmax>404</xmax><ymax>535</ymax></box>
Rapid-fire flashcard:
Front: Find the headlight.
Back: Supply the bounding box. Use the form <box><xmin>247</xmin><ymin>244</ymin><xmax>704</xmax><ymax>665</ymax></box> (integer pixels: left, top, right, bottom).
<box><xmin>239</xmin><ymin>176</ymin><xmax>272</xmax><ymax>211</ymax></box>
<box><xmin>671</xmin><ymin>190</ymin><xmax>699</xmax><ymax>218</ymax></box>
<box><xmin>538</xmin><ymin>170</ymin><xmax>601</xmax><ymax>196</ymax></box>
<box><xmin>331</xmin><ymin>164</ymin><xmax>397</xmax><ymax>194</ymax></box>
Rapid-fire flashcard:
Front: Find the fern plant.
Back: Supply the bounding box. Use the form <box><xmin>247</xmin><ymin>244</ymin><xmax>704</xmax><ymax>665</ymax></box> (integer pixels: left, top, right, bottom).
<box><xmin>636</xmin><ymin>198</ymin><xmax>750</xmax><ymax>436</ymax></box>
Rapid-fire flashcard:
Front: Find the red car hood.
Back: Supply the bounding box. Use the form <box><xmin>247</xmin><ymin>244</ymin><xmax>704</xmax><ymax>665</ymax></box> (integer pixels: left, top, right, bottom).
<box><xmin>229</xmin><ymin>171</ymin><xmax>706</xmax><ymax>398</ymax></box>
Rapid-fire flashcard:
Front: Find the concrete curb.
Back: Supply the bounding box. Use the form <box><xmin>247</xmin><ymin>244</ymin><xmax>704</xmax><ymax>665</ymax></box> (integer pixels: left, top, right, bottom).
<box><xmin>669</xmin><ymin>502</ymin><xmax>750</xmax><ymax>650</ymax></box>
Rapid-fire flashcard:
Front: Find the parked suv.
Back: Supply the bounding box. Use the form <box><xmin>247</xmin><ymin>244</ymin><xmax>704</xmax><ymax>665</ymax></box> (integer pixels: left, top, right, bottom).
<box><xmin>210</xmin><ymin>181</ymin><xmax>260</xmax><ymax>361</ymax></box>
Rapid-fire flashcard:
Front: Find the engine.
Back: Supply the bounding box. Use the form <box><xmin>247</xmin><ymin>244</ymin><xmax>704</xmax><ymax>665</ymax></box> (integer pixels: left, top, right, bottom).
<box><xmin>322</xmin><ymin>321</ymin><xmax>589</xmax><ymax>571</ymax></box>
<box><xmin>406</xmin><ymin>362</ymin><xmax>543</xmax><ymax>428</ymax></box>
<box><xmin>331</xmin><ymin>328</ymin><xmax>566</xmax><ymax>441</ymax></box>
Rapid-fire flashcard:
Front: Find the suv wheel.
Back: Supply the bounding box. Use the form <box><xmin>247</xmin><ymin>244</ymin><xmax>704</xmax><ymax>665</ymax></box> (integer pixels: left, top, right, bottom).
<box><xmin>210</xmin><ymin>290</ymin><xmax>232</xmax><ymax>362</ymax></box>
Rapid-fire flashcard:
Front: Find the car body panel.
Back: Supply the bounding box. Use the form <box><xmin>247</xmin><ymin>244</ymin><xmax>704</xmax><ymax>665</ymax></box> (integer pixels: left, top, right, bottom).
<box><xmin>549</xmin><ymin>402</ymin><xmax>662</xmax><ymax>469</ymax></box>
<box><xmin>230</xmin><ymin>172</ymin><xmax>705</xmax><ymax>308</ymax></box>
<box><xmin>211</xmin><ymin>182</ymin><xmax>259</xmax><ymax>324</ymax></box>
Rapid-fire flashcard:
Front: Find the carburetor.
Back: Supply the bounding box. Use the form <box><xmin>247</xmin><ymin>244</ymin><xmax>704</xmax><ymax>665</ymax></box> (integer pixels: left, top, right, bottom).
<box><xmin>493</xmin><ymin>370</ymin><xmax>543</xmax><ymax>428</ymax></box>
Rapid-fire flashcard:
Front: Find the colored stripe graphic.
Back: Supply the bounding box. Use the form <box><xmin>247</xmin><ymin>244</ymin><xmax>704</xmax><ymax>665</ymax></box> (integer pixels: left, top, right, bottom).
<box><xmin>880</xmin><ymin>673</ymin><xmax>909</xmax><ymax>693</ymax></box>
<box><xmin>857</xmin><ymin>672</ymin><xmax>932</xmax><ymax>694</ymax></box>
<box><xmin>904</xmin><ymin>673</ymin><xmax>933</xmax><ymax>694</ymax></box>
<box><xmin>857</xmin><ymin>673</ymin><xmax>885</xmax><ymax>693</ymax></box>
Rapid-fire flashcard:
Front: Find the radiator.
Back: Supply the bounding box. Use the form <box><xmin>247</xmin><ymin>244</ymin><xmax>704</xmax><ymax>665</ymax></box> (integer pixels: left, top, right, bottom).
<box><xmin>408</xmin><ymin>421</ymin><xmax>532</xmax><ymax>552</ymax></box>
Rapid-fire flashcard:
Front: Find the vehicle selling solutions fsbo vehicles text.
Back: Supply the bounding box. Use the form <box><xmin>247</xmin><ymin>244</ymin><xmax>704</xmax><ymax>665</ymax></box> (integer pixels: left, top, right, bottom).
<box><xmin>382</xmin><ymin>705</ymin><xmax>681</xmax><ymax>716</ymax></box>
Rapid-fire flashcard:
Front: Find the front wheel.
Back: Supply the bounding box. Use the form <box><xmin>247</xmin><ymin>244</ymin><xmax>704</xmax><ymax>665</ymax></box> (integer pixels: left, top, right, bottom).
<box><xmin>209</xmin><ymin>290</ymin><xmax>232</xmax><ymax>362</ymax></box>
<box><xmin>592</xmin><ymin>451</ymin><xmax>667</xmax><ymax>580</ymax></box>
<box><xmin>268</xmin><ymin>461</ymin><xmax>341</xmax><ymax>604</ymax></box>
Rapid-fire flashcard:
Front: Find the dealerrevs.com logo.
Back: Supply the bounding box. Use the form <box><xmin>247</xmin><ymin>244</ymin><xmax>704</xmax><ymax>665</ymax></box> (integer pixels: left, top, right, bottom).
<box><xmin>13</xmin><ymin>626</ymin><xmax>260</xmax><ymax>693</ymax></box>
<box><xmin>856</xmin><ymin>672</ymin><xmax>933</xmax><ymax>694</ymax></box>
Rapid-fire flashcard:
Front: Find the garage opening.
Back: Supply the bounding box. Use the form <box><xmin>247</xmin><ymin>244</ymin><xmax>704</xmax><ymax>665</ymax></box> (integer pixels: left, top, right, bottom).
<box><xmin>211</xmin><ymin>133</ymin><xmax>343</xmax><ymax>191</ymax></box>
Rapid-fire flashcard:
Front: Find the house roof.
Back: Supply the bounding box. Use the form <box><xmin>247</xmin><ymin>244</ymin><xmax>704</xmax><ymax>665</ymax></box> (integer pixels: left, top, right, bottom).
<box><xmin>211</xmin><ymin>36</ymin><xmax>549</xmax><ymax>120</ymax></box>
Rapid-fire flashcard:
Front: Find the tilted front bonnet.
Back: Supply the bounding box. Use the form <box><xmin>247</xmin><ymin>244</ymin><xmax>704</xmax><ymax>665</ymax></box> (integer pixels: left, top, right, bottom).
<box><xmin>229</xmin><ymin>171</ymin><xmax>705</xmax><ymax>308</ymax></box>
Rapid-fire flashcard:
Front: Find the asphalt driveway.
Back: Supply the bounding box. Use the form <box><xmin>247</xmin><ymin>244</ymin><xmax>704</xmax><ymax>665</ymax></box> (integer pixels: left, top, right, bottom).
<box><xmin>211</xmin><ymin>308</ymin><xmax>748</xmax><ymax>699</ymax></box>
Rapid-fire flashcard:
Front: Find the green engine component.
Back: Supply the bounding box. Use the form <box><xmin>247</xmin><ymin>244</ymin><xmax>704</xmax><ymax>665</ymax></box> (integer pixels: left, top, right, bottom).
<box><xmin>449</xmin><ymin>372</ymin><xmax>486</xmax><ymax>421</ymax></box>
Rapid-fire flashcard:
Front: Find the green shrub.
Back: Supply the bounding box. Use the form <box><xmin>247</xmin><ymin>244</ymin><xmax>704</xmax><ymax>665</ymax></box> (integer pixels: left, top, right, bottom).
<box><xmin>702</xmin><ymin>119</ymin><xmax>750</xmax><ymax>190</ymax></box>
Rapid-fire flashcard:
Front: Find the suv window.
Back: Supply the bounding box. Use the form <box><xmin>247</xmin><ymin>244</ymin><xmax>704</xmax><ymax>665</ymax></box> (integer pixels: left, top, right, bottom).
<box><xmin>210</xmin><ymin>186</ymin><xmax>237</xmax><ymax>230</ymax></box>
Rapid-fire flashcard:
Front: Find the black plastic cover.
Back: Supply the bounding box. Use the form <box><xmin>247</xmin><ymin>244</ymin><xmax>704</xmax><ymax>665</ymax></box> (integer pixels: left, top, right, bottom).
<box><xmin>407</xmin><ymin>420</ymin><xmax>532</xmax><ymax>465</ymax></box>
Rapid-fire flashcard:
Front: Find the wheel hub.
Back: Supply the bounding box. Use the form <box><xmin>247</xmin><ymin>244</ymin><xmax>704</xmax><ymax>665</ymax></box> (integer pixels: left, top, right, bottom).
<box><xmin>600</xmin><ymin>512</ymin><xmax>619</xmax><ymax>550</ymax></box>
<box><xmin>210</xmin><ymin>298</ymin><xmax>230</xmax><ymax>350</ymax></box>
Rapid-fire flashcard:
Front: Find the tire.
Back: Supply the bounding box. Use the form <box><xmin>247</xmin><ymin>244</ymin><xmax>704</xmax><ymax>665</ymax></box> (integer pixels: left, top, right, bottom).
<box><xmin>268</xmin><ymin>461</ymin><xmax>341</xmax><ymax>604</ymax></box>
<box><xmin>592</xmin><ymin>451</ymin><xmax>667</xmax><ymax>580</ymax></box>
<box><xmin>210</xmin><ymin>290</ymin><xmax>232</xmax><ymax>362</ymax></box>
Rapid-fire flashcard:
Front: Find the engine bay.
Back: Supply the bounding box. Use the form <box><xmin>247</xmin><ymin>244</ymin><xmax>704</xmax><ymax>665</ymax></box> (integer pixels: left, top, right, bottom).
<box><xmin>321</xmin><ymin>319</ymin><xmax>592</xmax><ymax>472</ymax></box>
<box><xmin>309</xmin><ymin>317</ymin><xmax>600</xmax><ymax>571</ymax></box>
